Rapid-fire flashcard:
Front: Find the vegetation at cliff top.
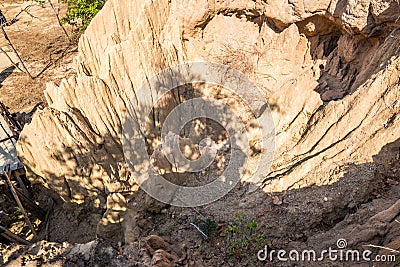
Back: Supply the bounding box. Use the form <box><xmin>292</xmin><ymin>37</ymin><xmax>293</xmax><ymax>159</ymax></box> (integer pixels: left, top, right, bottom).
<box><xmin>61</xmin><ymin>0</ymin><xmax>105</xmax><ymax>32</ymax></box>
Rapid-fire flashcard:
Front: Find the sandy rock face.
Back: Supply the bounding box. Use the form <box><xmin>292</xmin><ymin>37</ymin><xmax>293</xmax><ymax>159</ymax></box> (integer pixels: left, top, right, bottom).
<box><xmin>17</xmin><ymin>0</ymin><xmax>399</xmax><ymax>223</ymax></box>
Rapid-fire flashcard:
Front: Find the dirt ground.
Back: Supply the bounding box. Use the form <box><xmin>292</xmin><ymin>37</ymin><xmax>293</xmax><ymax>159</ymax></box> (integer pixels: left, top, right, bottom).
<box><xmin>0</xmin><ymin>0</ymin><xmax>77</xmax><ymax>114</ymax></box>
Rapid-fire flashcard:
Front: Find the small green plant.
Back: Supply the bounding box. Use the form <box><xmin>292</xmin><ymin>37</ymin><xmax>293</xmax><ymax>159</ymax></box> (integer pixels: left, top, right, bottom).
<box><xmin>245</xmin><ymin>219</ymin><xmax>257</xmax><ymax>232</ymax></box>
<box><xmin>192</xmin><ymin>217</ymin><xmax>219</xmax><ymax>238</ymax></box>
<box><xmin>199</xmin><ymin>218</ymin><xmax>219</xmax><ymax>237</ymax></box>
<box><xmin>224</xmin><ymin>212</ymin><xmax>268</xmax><ymax>261</ymax></box>
<box><xmin>159</xmin><ymin>225</ymin><xmax>173</xmax><ymax>236</ymax></box>
<box><xmin>61</xmin><ymin>0</ymin><xmax>105</xmax><ymax>32</ymax></box>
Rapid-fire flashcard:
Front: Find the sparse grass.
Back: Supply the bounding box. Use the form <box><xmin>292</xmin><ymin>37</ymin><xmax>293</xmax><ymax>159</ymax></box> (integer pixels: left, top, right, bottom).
<box><xmin>224</xmin><ymin>211</ymin><xmax>268</xmax><ymax>261</ymax></box>
<box><xmin>159</xmin><ymin>225</ymin><xmax>174</xmax><ymax>236</ymax></box>
<box><xmin>199</xmin><ymin>218</ymin><xmax>219</xmax><ymax>237</ymax></box>
<box><xmin>193</xmin><ymin>217</ymin><xmax>220</xmax><ymax>238</ymax></box>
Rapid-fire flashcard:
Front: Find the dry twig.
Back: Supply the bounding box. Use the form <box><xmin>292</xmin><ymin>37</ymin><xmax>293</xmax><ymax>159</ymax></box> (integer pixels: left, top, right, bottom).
<box><xmin>3</xmin><ymin>168</ymin><xmax>37</xmax><ymax>239</ymax></box>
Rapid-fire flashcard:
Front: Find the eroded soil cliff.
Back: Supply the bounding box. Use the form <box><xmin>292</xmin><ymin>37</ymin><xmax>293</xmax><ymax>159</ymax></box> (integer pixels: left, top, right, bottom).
<box><xmin>1</xmin><ymin>0</ymin><xmax>400</xmax><ymax>266</ymax></box>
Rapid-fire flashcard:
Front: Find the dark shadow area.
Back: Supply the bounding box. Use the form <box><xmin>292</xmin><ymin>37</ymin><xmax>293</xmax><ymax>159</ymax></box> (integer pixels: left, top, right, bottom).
<box><xmin>296</xmin><ymin>11</ymin><xmax>400</xmax><ymax>102</ymax></box>
<box><xmin>11</xmin><ymin>102</ymin><xmax>45</xmax><ymax>128</ymax></box>
<box><xmin>2</xmin><ymin>135</ymin><xmax>397</xmax><ymax>266</ymax></box>
<box><xmin>0</xmin><ymin>65</ymin><xmax>15</xmax><ymax>88</ymax></box>
<box><xmin>182</xmin><ymin>137</ymin><xmax>400</xmax><ymax>265</ymax></box>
